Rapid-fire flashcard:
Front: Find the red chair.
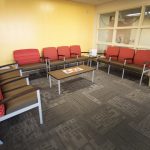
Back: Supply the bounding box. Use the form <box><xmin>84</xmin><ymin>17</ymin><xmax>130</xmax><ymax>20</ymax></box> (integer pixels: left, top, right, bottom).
<box><xmin>109</xmin><ymin>47</ymin><xmax>135</xmax><ymax>77</ymax></box>
<box><xmin>57</xmin><ymin>46</ymin><xmax>78</xmax><ymax>67</ymax></box>
<box><xmin>13</xmin><ymin>49</ymin><xmax>46</xmax><ymax>74</ymax></box>
<box><xmin>43</xmin><ymin>47</ymin><xmax>65</xmax><ymax>71</ymax></box>
<box><xmin>105</xmin><ymin>46</ymin><xmax>120</xmax><ymax>60</ymax></box>
<box><xmin>70</xmin><ymin>45</ymin><xmax>89</xmax><ymax>64</ymax></box>
<box><xmin>118</xmin><ymin>48</ymin><xmax>135</xmax><ymax>63</ymax></box>
<box><xmin>97</xmin><ymin>46</ymin><xmax>120</xmax><ymax>73</ymax></box>
<box><xmin>0</xmin><ymin>88</ymin><xmax>5</xmax><ymax>118</ymax></box>
<box><xmin>124</xmin><ymin>50</ymin><xmax>150</xmax><ymax>85</ymax></box>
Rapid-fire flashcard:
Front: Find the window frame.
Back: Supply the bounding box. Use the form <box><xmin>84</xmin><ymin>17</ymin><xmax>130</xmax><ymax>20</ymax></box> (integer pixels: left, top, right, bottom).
<box><xmin>96</xmin><ymin>5</ymin><xmax>150</xmax><ymax>51</ymax></box>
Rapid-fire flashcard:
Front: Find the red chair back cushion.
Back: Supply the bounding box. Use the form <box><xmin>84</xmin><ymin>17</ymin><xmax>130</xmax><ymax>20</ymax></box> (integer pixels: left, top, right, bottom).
<box><xmin>70</xmin><ymin>45</ymin><xmax>81</xmax><ymax>57</ymax></box>
<box><xmin>118</xmin><ymin>47</ymin><xmax>135</xmax><ymax>63</ymax></box>
<box><xmin>0</xmin><ymin>89</ymin><xmax>5</xmax><ymax>117</ymax></box>
<box><xmin>134</xmin><ymin>50</ymin><xmax>150</xmax><ymax>67</ymax></box>
<box><xmin>106</xmin><ymin>46</ymin><xmax>120</xmax><ymax>60</ymax></box>
<box><xmin>43</xmin><ymin>47</ymin><xmax>58</xmax><ymax>61</ymax></box>
<box><xmin>14</xmin><ymin>49</ymin><xmax>41</xmax><ymax>65</ymax></box>
<box><xmin>57</xmin><ymin>46</ymin><xmax>70</xmax><ymax>59</ymax></box>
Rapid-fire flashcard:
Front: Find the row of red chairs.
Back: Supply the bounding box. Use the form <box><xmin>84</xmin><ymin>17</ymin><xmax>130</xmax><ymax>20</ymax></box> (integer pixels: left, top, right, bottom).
<box><xmin>95</xmin><ymin>46</ymin><xmax>150</xmax><ymax>85</ymax></box>
<box><xmin>13</xmin><ymin>45</ymin><xmax>88</xmax><ymax>73</ymax></box>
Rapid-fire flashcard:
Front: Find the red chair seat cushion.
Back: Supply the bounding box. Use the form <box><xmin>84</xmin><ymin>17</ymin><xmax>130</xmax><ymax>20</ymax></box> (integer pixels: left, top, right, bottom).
<box><xmin>14</xmin><ymin>49</ymin><xmax>41</xmax><ymax>65</ymax></box>
<box><xmin>57</xmin><ymin>46</ymin><xmax>70</xmax><ymax>59</ymax></box>
<box><xmin>0</xmin><ymin>89</ymin><xmax>5</xmax><ymax>117</ymax></box>
<box><xmin>43</xmin><ymin>47</ymin><xmax>58</xmax><ymax>61</ymax></box>
<box><xmin>70</xmin><ymin>45</ymin><xmax>81</xmax><ymax>57</ymax></box>
<box><xmin>134</xmin><ymin>50</ymin><xmax>150</xmax><ymax>67</ymax></box>
<box><xmin>106</xmin><ymin>46</ymin><xmax>120</xmax><ymax>60</ymax></box>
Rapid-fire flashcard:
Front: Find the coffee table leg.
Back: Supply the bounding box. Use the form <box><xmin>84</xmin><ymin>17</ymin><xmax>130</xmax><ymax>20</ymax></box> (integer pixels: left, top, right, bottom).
<box><xmin>92</xmin><ymin>70</ymin><xmax>94</xmax><ymax>83</ymax></box>
<box><xmin>58</xmin><ymin>80</ymin><xmax>61</xmax><ymax>95</ymax></box>
<box><xmin>49</xmin><ymin>75</ymin><xmax>52</xmax><ymax>88</ymax></box>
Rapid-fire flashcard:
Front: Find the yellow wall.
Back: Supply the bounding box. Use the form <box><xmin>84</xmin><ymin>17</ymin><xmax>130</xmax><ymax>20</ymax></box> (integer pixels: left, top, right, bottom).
<box><xmin>0</xmin><ymin>0</ymin><xmax>95</xmax><ymax>65</ymax></box>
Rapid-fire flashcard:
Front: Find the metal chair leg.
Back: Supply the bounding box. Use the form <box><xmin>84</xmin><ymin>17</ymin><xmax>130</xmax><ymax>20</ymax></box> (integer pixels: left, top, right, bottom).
<box><xmin>108</xmin><ymin>57</ymin><xmax>112</xmax><ymax>75</ymax></box>
<box><xmin>108</xmin><ymin>64</ymin><xmax>110</xmax><ymax>75</ymax></box>
<box><xmin>87</xmin><ymin>59</ymin><xmax>90</xmax><ymax>66</ymax></box>
<box><xmin>139</xmin><ymin>72</ymin><xmax>144</xmax><ymax>86</ymax></box>
<box><xmin>96</xmin><ymin>62</ymin><xmax>99</xmax><ymax>70</ymax></box>
<box><xmin>37</xmin><ymin>90</ymin><xmax>43</xmax><ymax>124</ymax></box>
<box><xmin>122</xmin><ymin>68</ymin><xmax>125</xmax><ymax>79</ymax></box>
<box><xmin>139</xmin><ymin>64</ymin><xmax>146</xmax><ymax>86</ymax></box>
<box><xmin>0</xmin><ymin>140</ymin><xmax>3</xmax><ymax>145</ymax></box>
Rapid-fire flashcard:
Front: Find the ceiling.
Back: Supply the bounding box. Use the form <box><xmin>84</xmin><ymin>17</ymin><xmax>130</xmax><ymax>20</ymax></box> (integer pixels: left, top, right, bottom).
<box><xmin>71</xmin><ymin>0</ymin><xmax>114</xmax><ymax>5</ymax></box>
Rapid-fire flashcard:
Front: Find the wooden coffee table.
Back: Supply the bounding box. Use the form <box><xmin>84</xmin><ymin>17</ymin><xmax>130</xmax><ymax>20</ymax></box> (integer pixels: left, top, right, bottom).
<box><xmin>48</xmin><ymin>65</ymin><xmax>95</xmax><ymax>95</ymax></box>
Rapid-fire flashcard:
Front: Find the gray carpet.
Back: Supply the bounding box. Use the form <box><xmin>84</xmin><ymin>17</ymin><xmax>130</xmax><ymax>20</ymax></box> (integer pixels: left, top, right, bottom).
<box><xmin>0</xmin><ymin>68</ymin><xmax>150</xmax><ymax>150</ymax></box>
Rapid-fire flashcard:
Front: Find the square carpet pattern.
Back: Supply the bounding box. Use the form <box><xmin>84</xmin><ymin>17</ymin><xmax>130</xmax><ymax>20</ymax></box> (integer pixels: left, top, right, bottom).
<box><xmin>0</xmin><ymin>68</ymin><xmax>150</xmax><ymax>150</ymax></box>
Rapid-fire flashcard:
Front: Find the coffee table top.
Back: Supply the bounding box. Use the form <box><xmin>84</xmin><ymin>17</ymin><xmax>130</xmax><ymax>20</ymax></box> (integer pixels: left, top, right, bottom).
<box><xmin>48</xmin><ymin>65</ymin><xmax>95</xmax><ymax>80</ymax></box>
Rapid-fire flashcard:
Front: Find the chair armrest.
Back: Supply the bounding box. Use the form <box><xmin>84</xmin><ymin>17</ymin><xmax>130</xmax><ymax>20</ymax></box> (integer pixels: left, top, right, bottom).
<box><xmin>0</xmin><ymin>68</ymin><xmax>21</xmax><ymax>75</ymax></box>
<box><xmin>144</xmin><ymin>62</ymin><xmax>150</xmax><ymax>65</ymax></box>
<box><xmin>143</xmin><ymin>62</ymin><xmax>150</xmax><ymax>68</ymax></box>
<box><xmin>43</xmin><ymin>57</ymin><xmax>49</xmax><ymax>60</ymax></box>
<box><xmin>81</xmin><ymin>52</ymin><xmax>89</xmax><ymax>53</ymax></box>
<box><xmin>0</xmin><ymin>63</ymin><xmax>18</xmax><ymax>69</ymax></box>
<box><xmin>0</xmin><ymin>87</ymin><xmax>39</xmax><ymax>105</ymax></box>
<box><xmin>58</xmin><ymin>54</ymin><xmax>65</xmax><ymax>57</ymax></box>
<box><xmin>71</xmin><ymin>53</ymin><xmax>78</xmax><ymax>55</ymax></box>
<box><xmin>70</xmin><ymin>53</ymin><xmax>79</xmax><ymax>58</ymax></box>
<box><xmin>123</xmin><ymin>58</ymin><xmax>134</xmax><ymax>64</ymax></box>
<box><xmin>124</xmin><ymin>58</ymin><xmax>133</xmax><ymax>60</ymax></box>
<box><xmin>40</xmin><ymin>57</ymin><xmax>45</xmax><ymax>62</ymax></box>
<box><xmin>43</xmin><ymin>57</ymin><xmax>50</xmax><ymax>64</ymax></box>
<box><xmin>0</xmin><ymin>75</ymin><xmax>29</xmax><ymax>86</ymax></box>
<box><xmin>108</xmin><ymin>55</ymin><xmax>118</xmax><ymax>62</ymax></box>
<box><xmin>58</xmin><ymin>55</ymin><xmax>65</xmax><ymax>61</ymax></box>
<box><xmin>109</xmin><ymin>55</ymin><xmax>118</xmax><ymax>57</ymax></box>
<box><xmin>97</xmin><ymin>52</ymin><xmax>105</xmax><ymax>55</ymax></box>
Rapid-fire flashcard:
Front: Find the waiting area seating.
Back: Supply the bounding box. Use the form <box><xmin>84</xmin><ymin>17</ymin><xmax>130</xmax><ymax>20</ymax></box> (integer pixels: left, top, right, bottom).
<box><xmin>43</xmin><ymin>45</ymin><xmax>89</xmax><ymax>71</ymax></box>
<box><xmin>94</xmin><ymin>46</ymin><xmax>150</xmax><ymax>85</ymax></box>
<box><xmin>43</xmin><ymin>47</ymin><xmax>65</xmax><ymax>71</ymax></box>
<box><xmin>70</xmin><ymin>45</ymin><xmax>89</xmax><ymax>62</ymax></box>
<box><xmin>13</xmin><ymin>49</ymin><xmax>47</xmax><ymax>74</ymax></box>
<box><xmin>0</xmin><ymin>64</ymin><xmax>43</xmax><ymax>144</ymax></box>
<box><xmin>0</xmin><ymin>63</ymin><xmax>21</xmax><ymax>81</ymax></box>
<box><xmin>0</xmin><ymin>44</ymin><xmax>150</xmax><ymax>145</ymax></box>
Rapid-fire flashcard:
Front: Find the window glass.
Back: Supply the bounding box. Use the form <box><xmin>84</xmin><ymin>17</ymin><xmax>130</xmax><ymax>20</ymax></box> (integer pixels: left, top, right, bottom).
<box><xmin>99</xmin><ymin>12</ymin><xmax>115</xmax><ymax>28</ymax></box>
<box><xmin>97</xmin><ymin>44</ymin><xmax>108</xmax><ymax>53</ymax></box>
<box><xmin>118</xmin><ymin>8</ymin><xmax>141</xmax><ymax>27</ymax></box>
<box><xmin>98</xmin><ymin>29</ymin><xmax>113</xmax><ymax>43</ymax></box>
<box><xmin>142</xmin><ymin>6</ymin><xmax>150</xmax><ymax>26</ymax></box>
<box><xmin>139</xmin><ymin>29</ymin><xmax>150</xmax><ymax>46</ymax></box>
<box><xmin>116</xmin><ymin>29</ymin><xmax>137</xmax><ymax>45</ymax></box>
